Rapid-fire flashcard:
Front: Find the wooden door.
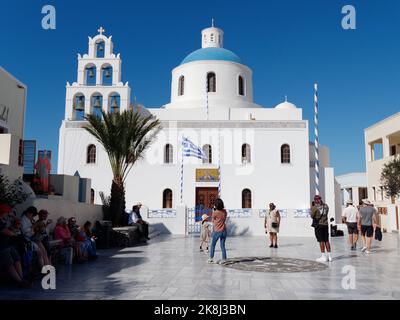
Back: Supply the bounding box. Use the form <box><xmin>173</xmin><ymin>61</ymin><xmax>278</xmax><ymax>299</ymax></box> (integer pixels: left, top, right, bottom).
<box><xmin>195</xmin><ymin>187</ymin><xmax>218</xmax><ymax>221</ymax></box>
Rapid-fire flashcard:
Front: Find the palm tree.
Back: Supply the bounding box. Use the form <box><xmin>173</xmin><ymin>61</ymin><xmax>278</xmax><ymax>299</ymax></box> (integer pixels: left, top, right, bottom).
<box><xmin>84</xmin><ymin>110</ymin><xmax>161</xmax><ymax>226</ymax></box>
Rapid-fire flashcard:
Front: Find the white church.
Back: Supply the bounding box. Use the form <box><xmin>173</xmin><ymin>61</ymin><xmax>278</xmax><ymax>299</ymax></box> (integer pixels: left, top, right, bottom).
<box><xmin>57</xmin><ymin>24</ymin><xmax>339</xmax><ymax>237</ymax></box>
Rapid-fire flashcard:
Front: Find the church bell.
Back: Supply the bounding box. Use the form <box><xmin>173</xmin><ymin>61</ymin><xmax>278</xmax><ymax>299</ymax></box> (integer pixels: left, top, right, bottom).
<box><xmin>93</xmin><ymin>96</ymin><xmax>102</xmax><ymax>108</ymax></box>
<box><xmin>110</xmin><ymin>96</ymin><xmax>119</xmax><ymax>110</ymax></box>
<box><xmin>88</xmin><ymin>68</ymin><xmax>95</xmax><ymax>78</ymax></box>
<box><xmin>74</xmin><ymin>97</ymin><xmax>84</xmax><ymax>111</ymax></box>
<box><xmin>105</xmin><ymin>68</ymin><xmax>111</xmax><ymax>78</ymax></box>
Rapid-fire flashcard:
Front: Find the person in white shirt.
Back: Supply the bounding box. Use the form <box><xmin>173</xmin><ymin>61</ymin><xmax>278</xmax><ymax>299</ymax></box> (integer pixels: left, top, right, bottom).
<box><xmin>341</xmin><ymin>200</ymin><xmax>359</xmax><ymax>250</ymax></box>
<box><xmin>127</xmin><ymin>204</ymin><xmax>150</xmax><ymax>240</ymax></box>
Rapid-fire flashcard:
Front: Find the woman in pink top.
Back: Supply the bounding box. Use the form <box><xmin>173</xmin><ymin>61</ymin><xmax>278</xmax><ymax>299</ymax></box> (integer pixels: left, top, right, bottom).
<box><xmin>54</xmin><ymin>217</ymin><xmax>72</xmax><ymax>247</ymax></box>
<box><xmin>208</xmin><ymin>198</ymin><xmax>228</xmax><ymax>264</ymax></box>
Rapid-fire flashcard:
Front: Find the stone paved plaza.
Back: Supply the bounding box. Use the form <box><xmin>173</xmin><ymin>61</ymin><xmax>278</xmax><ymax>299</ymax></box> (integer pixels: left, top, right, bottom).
<box><xmin>1</xmin><ymin>233</ymin><xmax>400</xmax><ymax>300</ymax></box>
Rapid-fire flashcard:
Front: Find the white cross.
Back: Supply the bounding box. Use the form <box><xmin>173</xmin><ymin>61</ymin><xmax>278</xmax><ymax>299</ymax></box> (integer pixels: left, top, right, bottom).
<box><xmin>211</xmin><ymin>18</ymin><xmax>214</xmax><ymax>27</ymax></box>
<box><xmin>97</xmin><ymin>27</ymin><xmax>105</xmax><ymax>35</ymax></box>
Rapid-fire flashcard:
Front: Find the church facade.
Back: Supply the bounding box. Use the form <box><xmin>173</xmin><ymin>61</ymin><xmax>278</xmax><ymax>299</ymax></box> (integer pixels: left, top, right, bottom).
<box><xmin>58</xmin><ymin>25</ymin><xmax>336</xmax><ymax>236</ymax></box>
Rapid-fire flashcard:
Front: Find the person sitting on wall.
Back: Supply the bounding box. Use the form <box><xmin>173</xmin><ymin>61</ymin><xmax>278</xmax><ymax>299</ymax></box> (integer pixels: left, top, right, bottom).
<box><xmin>128</xmin><ymin>204</ymin><xmax>150</xmax><ymax>240</ymax></box>
<box><xmin>91</xmin><ymin>221</ymin><xmax>105</xmax><ymax>248</ymax></box>
<box><xmin>20</xmin><ymin>206</ymin><xmax>50</xmax><ymax>270</ymax></box>
<box><xmin>33</xmin><ymin>210</ymin><xmax>52</xmax><ymax>258</ymax></box>
<box><xmin>82</xmin><ymin>221</ymin><xmax>98</xmax><ymax>260</ymax></box>
<box><xmin>67</xmin><ymin>217</ymin><xmax>88</xmax><ymax>262</ymax></box>
<box><xmin>0</xmin><ymin>204</ymin><xmax>32</xmax><ymax>288</ymax></box>
<box><xmin>53</xmin><ymin>217</ymin><xmax>76</xmax><ymax>264</ymax></box>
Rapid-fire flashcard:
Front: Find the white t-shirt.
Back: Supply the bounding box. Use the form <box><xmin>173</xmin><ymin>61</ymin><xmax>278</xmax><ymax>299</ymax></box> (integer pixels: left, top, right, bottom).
<box><xmin>342</xmin><ymin>205</ymin><xmax>359</xmax><ymax>223</ymax></box>
<box><xmin>21</xmin><ymin>214</ymin><xmax>34</xmax><ymax>237</ymax></box>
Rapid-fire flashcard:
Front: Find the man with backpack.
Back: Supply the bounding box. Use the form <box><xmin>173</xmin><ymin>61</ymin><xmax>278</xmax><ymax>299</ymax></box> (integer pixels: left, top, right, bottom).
<box><xmin>311</xmin><ymin>195</ymin><xmax>332</xmax><ymax>262</ymax></box>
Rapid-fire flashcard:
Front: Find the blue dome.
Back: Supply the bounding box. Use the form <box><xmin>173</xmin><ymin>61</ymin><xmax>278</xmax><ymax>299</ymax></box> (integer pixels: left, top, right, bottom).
<box><xmin>181</xmin><ymin>47</ymin><xmax>242</xmax><ymax>65</ymax></box>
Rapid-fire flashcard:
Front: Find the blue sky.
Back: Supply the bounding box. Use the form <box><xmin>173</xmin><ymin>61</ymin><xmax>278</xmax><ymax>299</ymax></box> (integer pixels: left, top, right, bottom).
<box><xmin>1</xmin><ymin>0</ymin><xmax>399</xmax><ymax>175</ymax></box>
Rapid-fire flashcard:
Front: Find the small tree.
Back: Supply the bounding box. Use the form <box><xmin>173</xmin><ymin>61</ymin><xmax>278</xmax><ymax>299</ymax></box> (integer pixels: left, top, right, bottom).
<box><xmin>380</xmin><ymin>155</ymin><xmax>400</xmax><ymax>204</ymax></box>
<box><xmin>0</xmin><ymin>174</ymin><xmax>29</xmax><ymax>207</ymax></box>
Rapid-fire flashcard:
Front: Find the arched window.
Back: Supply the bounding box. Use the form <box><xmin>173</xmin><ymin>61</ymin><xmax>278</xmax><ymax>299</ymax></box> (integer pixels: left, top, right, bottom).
<box><xmin>109</xmin><ymin>93</ymin><xmax>120</xmax><ymax>113</ymax></box>
<box><xmin>242</xmin><ymin>144</ymin><xmax>251</xmax><ymax>163</ymax></box>
<box><xmin>73</xmin><ymin>94</ymin><xmax>85</xmax><ymax>120</ymax></box>
<box><xmin>87</xmin><ymin>144</ymin><xmax>96</xmax><ymax>164</ymax></box>
<box><xmin>85</xmin><ymin>65</ymin><xmax>96</xmax><ymax>86</ymax></box>
<box><xmin>242</xmin><ymin>189</ymin><xmax>252</xmax><ymax>209</ymax></box>
<box><xmin>164</xmin><ymin>144</ymin><xmax>173</xmax><ymax>164</ymax></box>
<box><xmin>91</xmin><ymin>93</ymin><xmax>103</xmax><ymax>118</ymax></box>
<box><xmin>178</xmin><ymin>76</ymin><xmax>184</xmax><ymax>96</ymax></box>
<box><xmin>96</xmin><ymin>40</ymin><xmax>105</xmax><ymax>58</ymax></box>
<box><xmin>238</xmin><ymin>76</ymin><xmax>245</xmax><ymax>96</ymax></box>
<box><xmin>207</xmin><ymin>72</ymin><xmax>216</xmax><ymax>92</ymax></box>
<box><xmin>202</xmin><ymin>144</ymin><xmax>212</xmax><ymax>164</ymax></box>
<box><xmin>101</xmin><ymin>65</ymin><xmax>113</xmax><ymax>86</ymax></box>
<box><xmin>281</xmin><ymin>144</ymin><xmax>291</xmax><ymax>164</ymax></box>
<box><xmin>163</xmin><ymin>189</ymin><xmax>173</xmax><ymax>208</ymax></box>
<box><xmin>90</xmin><ymin>189</ymin><xmax>95</xmax><ymax>204</ymax></box>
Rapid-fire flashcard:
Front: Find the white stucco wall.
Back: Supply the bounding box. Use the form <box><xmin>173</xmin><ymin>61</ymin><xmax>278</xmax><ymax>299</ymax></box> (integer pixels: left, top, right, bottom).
<box><xmin>364</xmin><ymin>112</ymin><xmax>400</xmax><ymax>209</ymax></box>
<box><xmin>16</xmin><ymin>197</ymin><xmax>103</xmax><ymax>233</ymax></box>
<box><xmin>0</xmin><ymin>67</ymin><xmax>26</xmax><ymax>181</ymax></box>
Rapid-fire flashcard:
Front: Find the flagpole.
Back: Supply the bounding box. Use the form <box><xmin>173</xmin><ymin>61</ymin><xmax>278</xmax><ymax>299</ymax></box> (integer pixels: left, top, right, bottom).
<box><xmin>180</xmin><ymin>137</ymin><xmax>184</xmax><ymax>204</ymax></box>
<box><xmin>206</xmin><ymin>76</ymin><xmax>209</xmax><ymax>120</ymax></box>
<box><xmin>218</xmin><ymin>129</ymin><xmax>221</xmax><ymax>198</ymax></box>
<box><xmin>314</xmin><ymin>83</ymin><xmax>320</xmax><ymax>196</ymax></box>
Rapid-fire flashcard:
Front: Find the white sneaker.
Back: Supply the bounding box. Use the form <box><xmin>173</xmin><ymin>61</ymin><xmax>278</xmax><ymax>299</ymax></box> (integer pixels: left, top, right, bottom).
<box><xmin>207</xmin><ymin>258</ymin><xmax>214</xmax><ymax>264</ymax></box>
<box><xmin>361</xmin><ymin>247</ymin><xmax>367</xmax><ymax>252</ymax></box>
<box><xmin>316</xmin><ymin>255</ymin><xmax>328</xmax><ymax>262</ymax></box>
<box><xmin>218</xmin><ymin>259</ymin><xmax>227</xmax><ymax>265</ymax></box>
<box><xmin>327</xmin><ymin>255</ymin><xmax>333</xmax><ymax>262</ymax></box>
<box><xmin>365</xmin><ymin>250</ymin><xmax>371</xmax><ymax>254</ymax></box>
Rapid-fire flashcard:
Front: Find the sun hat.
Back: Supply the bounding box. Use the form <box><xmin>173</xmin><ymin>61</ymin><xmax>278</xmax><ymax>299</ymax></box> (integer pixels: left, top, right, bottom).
<box><xmin>201</xmin><ymin>214</ymin><xmax>209</xmax><ymax>221</ymax></box>
<box><xmin>346</xmin><ymin>199</ymin><xmax>353</xmax><ymax>205</ymax></box>
<box><xmin>362</xmin><ymin>199</ymin><xmax>372</xmax><ymax>205</ymax></box>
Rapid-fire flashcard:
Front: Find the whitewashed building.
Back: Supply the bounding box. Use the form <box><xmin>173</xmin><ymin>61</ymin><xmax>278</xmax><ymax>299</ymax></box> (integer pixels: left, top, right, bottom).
<box><xmin>365</xmin><ymin>112</ymin><xmax>400</xmax><ymax>232</ymax></box>
<box><xmin>336</xmin><ymin>172</ymin><xmax>368</xmax><ymax>208</ymax></box>
<box><xmin>57</xmin><ymin>25</ymin><xmax>338</xmax><ymax>236</ymax></box>
<box><xmin>0</xmin><ymin>67</ymin><xmax>27</xmax><ymax>181</ymax></box>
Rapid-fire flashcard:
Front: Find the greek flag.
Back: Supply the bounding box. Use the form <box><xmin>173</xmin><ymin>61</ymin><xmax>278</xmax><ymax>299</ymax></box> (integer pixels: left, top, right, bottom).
<box><xmin>182</xmin><ymin>137</ymin><xmax>207</xmax><ymax>159</ymax></box>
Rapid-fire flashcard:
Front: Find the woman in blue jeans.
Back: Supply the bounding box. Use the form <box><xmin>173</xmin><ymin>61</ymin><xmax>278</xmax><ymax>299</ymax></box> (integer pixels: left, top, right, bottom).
<box><xmin>208</xmin><ymin>198</ymin><xmax>228</xmax><ymax>264</ymax></box>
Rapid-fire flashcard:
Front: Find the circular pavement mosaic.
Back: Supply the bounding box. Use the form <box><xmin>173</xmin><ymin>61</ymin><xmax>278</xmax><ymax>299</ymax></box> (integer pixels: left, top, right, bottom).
<box><xmin>221</xmin><ymin>256</ymin><xmax>328</xmax><ymax>273</ymax></box>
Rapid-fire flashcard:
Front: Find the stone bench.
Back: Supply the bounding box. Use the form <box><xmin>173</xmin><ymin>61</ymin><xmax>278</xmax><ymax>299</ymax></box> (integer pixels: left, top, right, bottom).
<box><xmin>111</xmin><ymin>226</ymin><xmax>146</xmax><ymax>247</ymax></box>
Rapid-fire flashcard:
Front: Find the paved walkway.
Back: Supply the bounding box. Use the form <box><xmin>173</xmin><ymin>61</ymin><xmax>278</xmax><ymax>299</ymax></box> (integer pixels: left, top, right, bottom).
<box><xmin>1</xmin><ymin>233</ymin><xmax>400</xmax><ymax>300</ymax></box>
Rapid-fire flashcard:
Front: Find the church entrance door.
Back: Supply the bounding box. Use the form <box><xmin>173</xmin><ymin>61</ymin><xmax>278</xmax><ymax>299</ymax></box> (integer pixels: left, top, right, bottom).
<box><xmin>187</xmin><ymin>187</ymin><xmax>218</xmax><ymax>234</ymax></box>
<box><xmin>195</xmin><ymin>187</ymin><xmax>218</xmax><ymax>221</ymax></box>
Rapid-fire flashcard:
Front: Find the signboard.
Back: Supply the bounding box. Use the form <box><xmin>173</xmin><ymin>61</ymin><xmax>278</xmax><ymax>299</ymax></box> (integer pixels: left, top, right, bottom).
<box><xmin>196</xmin><ymin>168</ymin><xmax>219</xmax><ymax>182</ymax></box>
